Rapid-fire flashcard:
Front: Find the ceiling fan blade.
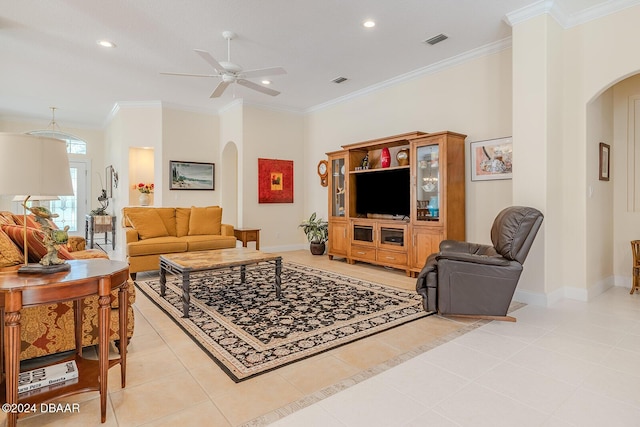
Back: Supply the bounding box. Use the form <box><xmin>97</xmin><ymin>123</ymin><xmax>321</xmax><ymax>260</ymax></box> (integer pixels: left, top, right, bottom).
<box><xmin>211</xmin><ymin>80</ymin><xmax>231</xmax><ymax>98</ymax></box>
<box><xmin>237</xmin><ymin>79</ymin><xmax>280</xmax><ymax>96</ymax></box>
<box><xmin>160</xmin><ymin>72</ymin><xmax>218</xmax><ymax>78</ymax></box>
<box><xmin>194</xmin><ymin>49</ymin><xmax>224</xmax><ymax>72</ymax></box>
<box><xmin>240</xmin><ymin>67</ymin><xmax>287</xmax><ymax>78</ymax></box>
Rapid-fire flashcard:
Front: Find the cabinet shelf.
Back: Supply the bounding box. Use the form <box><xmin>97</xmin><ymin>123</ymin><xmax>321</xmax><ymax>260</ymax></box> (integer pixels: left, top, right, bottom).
<box><xmin>350</xmin><ymin>165</ymin><xmax>410</xmax><ymax>174</ymax></box>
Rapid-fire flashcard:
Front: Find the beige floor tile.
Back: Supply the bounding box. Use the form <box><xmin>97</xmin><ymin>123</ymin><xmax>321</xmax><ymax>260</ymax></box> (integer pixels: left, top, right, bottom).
<box><xmin>277</xmin><ymin>353</ymin><xmax>362</xmax><ymax>394</ymax></box>
<box><xmin>330</xmin><ymin>336</ymin><xmax>405</xmax><ymax>370</ymax></box>
<box><xmin>15</xmin><ymin>394</ymin><xmax>118</xmax><ymax>427</ymax></box>
<box><xmin>109</xmin><ymin>371</ymin><xmax>209</xmax><ymax>426</ymax></box>
<box><xmin>170</xmin><ymin>339</ymin><xmax>217</xmax><ymax>370</ymax></box>
<box><xmin>212</xmin><ymin>373</ymin><xmax>304</xmax><ymax>426</ymax></box>
<box><xmin>139</xmin><ymin>400</ymin><xmax>232</xmax><ymax>427</ymax></box>
<box><xmin>189</xmin><ymin>364</ymin><xmax>239</xmax><ymax>399</ymax></box>
<box><xmin>374</xmin><ymin>320</ymin><xmax>449</xmax><ymax>352</ymax></box>
<box><xmin>107</xmin><ymin>346</ymin><xmax>187</xmax><ymax>391</ymax></box>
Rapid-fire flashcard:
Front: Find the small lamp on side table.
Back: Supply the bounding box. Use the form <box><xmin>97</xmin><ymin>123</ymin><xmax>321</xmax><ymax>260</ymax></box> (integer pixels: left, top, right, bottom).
<box><xmin>0</xmin><ymin>133</ymin><xmax>74</xmax><ymax>273</ymax></box>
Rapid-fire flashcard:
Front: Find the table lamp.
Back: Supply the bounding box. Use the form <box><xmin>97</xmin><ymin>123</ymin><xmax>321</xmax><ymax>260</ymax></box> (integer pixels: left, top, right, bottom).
<box><xmin>0</xmin><ymin>133</ymin><xmax>74</xmax><ymax>273</ymax></box>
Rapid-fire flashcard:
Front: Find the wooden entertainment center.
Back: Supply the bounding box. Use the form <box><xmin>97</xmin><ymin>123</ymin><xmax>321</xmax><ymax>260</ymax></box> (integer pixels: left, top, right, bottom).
<box><xmin>326</xmin><ymin>131</ymin><xmax>466</xmax><ymax>277</ymax></box>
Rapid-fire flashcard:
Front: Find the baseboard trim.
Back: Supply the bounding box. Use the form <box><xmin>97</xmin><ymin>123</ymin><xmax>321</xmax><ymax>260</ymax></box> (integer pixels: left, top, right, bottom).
<box><xmin>514</xmin><ymin>275</ymin><xmax>616</xmax><ymax>306</ymax></box>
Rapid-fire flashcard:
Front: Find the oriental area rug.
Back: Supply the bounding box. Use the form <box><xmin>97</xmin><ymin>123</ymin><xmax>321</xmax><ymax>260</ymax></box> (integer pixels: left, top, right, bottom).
<box><xmin>135</xmin><ymin>262</ymin><xmax>431</xmax><ymax>382</ymax></box>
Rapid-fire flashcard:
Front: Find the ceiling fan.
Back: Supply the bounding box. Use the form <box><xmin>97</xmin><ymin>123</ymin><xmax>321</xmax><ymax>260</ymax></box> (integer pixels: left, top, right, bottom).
<box><xmin>161</xmin><ymin>31</ymin><xmax>286</xmax><ymax>98</ymax></box>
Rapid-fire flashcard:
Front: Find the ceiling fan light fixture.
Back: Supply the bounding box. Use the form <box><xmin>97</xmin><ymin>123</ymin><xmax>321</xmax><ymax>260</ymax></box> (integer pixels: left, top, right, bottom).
<box><xmin>261</xmin><ymin>80</ymin><xmax>271</xmax><ymax>85</ymax></box>
<box><xmin>97</xmin><ymin>40</ymin><xmax>116</xmax><ymax>48</ymax></box>
<box><xmin>363</xmin><ymin>20</ymin><xmax>376</xmax><ymax>28</ymax></box>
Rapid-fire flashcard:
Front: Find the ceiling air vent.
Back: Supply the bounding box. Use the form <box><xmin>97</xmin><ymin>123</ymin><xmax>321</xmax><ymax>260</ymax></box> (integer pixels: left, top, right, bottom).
<box><xmin>424</xmin><ymin>33</ymin><xmax>448</xmax><ymax>45</ymax></box>
<box><xmin>331</xmin><ymin>76</ymin><xmax>348</xmax><ymax>84</ymax></box>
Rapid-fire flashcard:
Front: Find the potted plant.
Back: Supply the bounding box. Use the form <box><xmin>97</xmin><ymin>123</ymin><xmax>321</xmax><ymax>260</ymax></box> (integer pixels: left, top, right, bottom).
<box><xmin>299</xmin><ymin>212</ymin><xmax>328</xmax><ymax>255</ymax></box>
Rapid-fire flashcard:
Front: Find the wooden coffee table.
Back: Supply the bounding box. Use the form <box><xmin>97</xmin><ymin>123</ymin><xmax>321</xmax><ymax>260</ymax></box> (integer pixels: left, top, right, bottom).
<box><xmin>159</xmin><ymin>248</ymin><xmax>282</xmax><ymax>318</ymax></box>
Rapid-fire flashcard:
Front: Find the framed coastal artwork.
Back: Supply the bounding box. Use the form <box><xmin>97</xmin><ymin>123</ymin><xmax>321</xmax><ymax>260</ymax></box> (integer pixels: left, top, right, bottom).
<box><xmin>169</xmin><ymin>161</ymin><xmax>215</xmax><ymax>190</ymax></box>
<box><xmin>258</xmin><ymin>158</ymin><xmax>294</xmax><ymax>203</ymax></box>
<box><xmin>470</xmin><ymin>137</ymin><xmax>513</xmax><ymax>181</ymax></box>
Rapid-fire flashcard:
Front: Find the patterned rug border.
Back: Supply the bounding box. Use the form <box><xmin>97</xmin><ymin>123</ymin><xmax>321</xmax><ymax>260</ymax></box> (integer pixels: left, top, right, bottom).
<box><xmin>134</xmin><ymin>261</ymin><xmax>433</xmax><ymax>382</ymax></box>
<box><xmin>241</xmin><ymin>300</ymin><xmax>527</xmax><ymax>427</ymax></box>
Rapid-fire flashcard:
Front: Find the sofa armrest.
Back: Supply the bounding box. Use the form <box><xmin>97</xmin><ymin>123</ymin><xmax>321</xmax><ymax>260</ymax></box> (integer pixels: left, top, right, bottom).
<box><xmin>221</xmin><ymin>224</ymin><xmax>234</xmax><ymax>237</ymax></box>
<box><xmin>125</xmin><ymin>227</ymin><xmax>139</xmax><ymax>244</ymax></box>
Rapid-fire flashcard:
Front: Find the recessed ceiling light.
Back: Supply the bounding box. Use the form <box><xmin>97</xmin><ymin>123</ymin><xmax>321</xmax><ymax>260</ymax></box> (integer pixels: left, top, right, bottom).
<box><xmin>363</xmin><ymin>20</ymin><xmax>376</xmax><ymax>28</ymax></box>
<box><xmin>97</xmin><ymin>40</ymin><xmax>116</xmax><ymax>48</ymax></box>
<box><xmin>261</xmin><ymin>80</ymin><xmax>271</xmax><ymax>85</ymax></box>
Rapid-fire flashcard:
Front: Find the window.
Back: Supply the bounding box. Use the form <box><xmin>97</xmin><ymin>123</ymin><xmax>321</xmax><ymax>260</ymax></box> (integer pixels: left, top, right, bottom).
<box><xmin>28</xmin><ymin>130</ymin><xmax>87</xmax><ymax>154</ymax></box>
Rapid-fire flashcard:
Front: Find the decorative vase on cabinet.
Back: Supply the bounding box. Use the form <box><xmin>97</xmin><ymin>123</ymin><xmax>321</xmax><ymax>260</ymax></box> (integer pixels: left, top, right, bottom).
<box><xmin>381</xmin><ymin>147</ymin><xmax>391</xmax><ymax>168</ymax></box>
<box><xmin>139</xmin><ymin>193</ymin><xmax>150</xmax><ymax>206</ymax></box>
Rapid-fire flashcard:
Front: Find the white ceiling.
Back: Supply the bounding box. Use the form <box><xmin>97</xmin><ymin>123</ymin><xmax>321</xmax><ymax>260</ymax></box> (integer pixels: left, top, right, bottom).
<box><xmin>0</xmin><ymin>0</ymin><xmax>632</xmax><ymax>128</ymax></box>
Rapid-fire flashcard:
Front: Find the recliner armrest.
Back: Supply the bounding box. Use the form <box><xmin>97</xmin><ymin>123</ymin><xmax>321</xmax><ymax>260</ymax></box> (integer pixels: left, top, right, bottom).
<box><xmin>439</xmin><ymin>240</ymin><xmax>496</xmax><ymax>255</ymax></box>
<box><xmin>436</xmin><ymin>251</ymin><xmax>511</xmax><ymax>266</ymax></box>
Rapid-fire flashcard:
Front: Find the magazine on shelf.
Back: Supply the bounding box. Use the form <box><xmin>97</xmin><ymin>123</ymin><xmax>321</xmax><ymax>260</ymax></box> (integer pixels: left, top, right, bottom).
<box><xmin>18</xmin><ymin>360</ymin><xmax>79</xmax><ymax>394</ymax></box>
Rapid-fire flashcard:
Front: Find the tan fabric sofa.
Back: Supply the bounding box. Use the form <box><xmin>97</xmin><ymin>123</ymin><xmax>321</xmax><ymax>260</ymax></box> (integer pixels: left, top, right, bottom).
<box><xmin>0</xmin><ymin>211</ymin><xmax>135</xmax><ymax>361</ymax></box>
<box><xmin>123</xmin><ymin>206</ymin><xmax>236</xmax><ymax>279</ymax></box>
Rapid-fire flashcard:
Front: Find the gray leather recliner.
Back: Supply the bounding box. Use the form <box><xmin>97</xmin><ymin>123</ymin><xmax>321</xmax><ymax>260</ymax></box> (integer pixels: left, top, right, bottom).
<box><xmin>416</xmin><ymin>206</ymin><xmax>543</xmax><ymax>320</ymax></box>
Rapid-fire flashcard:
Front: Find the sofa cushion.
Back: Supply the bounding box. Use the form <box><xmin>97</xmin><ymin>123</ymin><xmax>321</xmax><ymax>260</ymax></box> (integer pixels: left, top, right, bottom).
<box><xmin>71</xmin><ymin>249</ymin><xmax>110</xmax><ymax>260</ymax></box>
<box><xmin>0</xmin><ymin>212</ymin><xmax>18</xmax><ymax>225</ymax></box>
<box><xmin>126</xmin><ymin>209</ymin><xmax>170</xmax><ymax>240</ymax></box>
<box><xmin>175</xmin><ymin>207</ymin><xmax>191</xmax><ymax>237</ymax></box>
<box><xmin>1</xmin><ymin>224</ymin><xmax>73</xmax><ymax>262</ymax></box>
<box><xmin>127</xmin><ymin>236</ymin><xmax>188</xmax><ymax>257</ymax></box>
<box><xmin>184</xmin><ymin>235</ymin><xmax>237</xmax><ymax>251</ymax></box>
<box><xmin>0</xmin><ymin>228</ymin><xmax>24</xmax><ymax>267</ymax></box>
<box><xmin>155</xmin><ymin>208</ymin><xmax>178</xmax><ymax>236</ymax></box>
<box><xmin>188</xmin><ymin>206</ymin><xmax>222</xmax><ymax>236</ymax></box>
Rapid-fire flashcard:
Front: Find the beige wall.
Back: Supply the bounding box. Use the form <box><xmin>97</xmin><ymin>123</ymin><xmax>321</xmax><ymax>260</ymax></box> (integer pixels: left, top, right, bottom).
<box><xmin>241</xmin><ymin>105</ymin><xmax>305</xmax><ymax>249</ymax></box>
<box><xmin>304</xmin><ymin>49</ymin><xmax>514</xmax><ymax>245</ymax></box>
<box><xmin>509</xmin><ymin>5</ymin><xmax>640</xmax><ymax>303</ymax></box>
<box><xmin>586</xmin><ymin>88</ymin><xmax>614</xmax><ymax>292</ymax></box>
<box><xmin>613</xmin><ymin>74</ymin><xmax>640</xmax><ymax>284</ymax></box>
<box><xmin>562</xmin><ymin>6</ymin><xmax>640</xmax><ymax>299</ymax></box>
<box><xmin>161</xmin><ymin>107</ymin><xmax>220</xmax><ymax>208</ymax></box>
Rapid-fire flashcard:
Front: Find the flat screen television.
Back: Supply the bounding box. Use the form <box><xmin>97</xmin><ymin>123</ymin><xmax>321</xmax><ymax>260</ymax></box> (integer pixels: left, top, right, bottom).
<box><xmin>355</xmin><ymin>168</ymin><xmax>410</xmax><ymax>217</ymax></box>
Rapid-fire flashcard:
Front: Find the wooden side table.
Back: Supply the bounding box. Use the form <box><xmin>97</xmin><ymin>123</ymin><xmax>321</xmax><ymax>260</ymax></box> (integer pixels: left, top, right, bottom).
<box><xmin>0</xmin><ymin>259</ymin><xmax>129</xmax><ymax>426</ymax></box>
<box><xmin>234</xmin><ymin>228</ymin><xmax>261</xmax><ymax>250</ymax></box>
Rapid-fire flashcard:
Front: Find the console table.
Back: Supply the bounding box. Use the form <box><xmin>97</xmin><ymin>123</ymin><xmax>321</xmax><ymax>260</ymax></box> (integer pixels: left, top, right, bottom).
<box><xmin>0</xmin><ymin>259</ymin><xmax>129</xmax><ymax>426</ymax></box>
<box><xmin>85</xmin><ymin>215</ymin><xmax>116</xmax><ymax>250</ymax></box>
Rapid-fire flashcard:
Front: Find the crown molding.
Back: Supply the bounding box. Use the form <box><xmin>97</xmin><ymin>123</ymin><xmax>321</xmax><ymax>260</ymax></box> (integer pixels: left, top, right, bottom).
<box><xmin>306</xmin><ymin>38</ymin><xmax>512</xmax><ymax>114</ymax></box>
<box><xmin>217</xmin><ymin>98</ymin><xmax>244</xmax><ymax>115</ymax></box>
<box><xmin>504</xmin><ymin>0</ymin><xmax>640</xmax><ymax>29</ymax></box>
<box><xmin>103</xmin><ymin>101</ymin><xmax>163</xmax><ymax>127</ymax></box>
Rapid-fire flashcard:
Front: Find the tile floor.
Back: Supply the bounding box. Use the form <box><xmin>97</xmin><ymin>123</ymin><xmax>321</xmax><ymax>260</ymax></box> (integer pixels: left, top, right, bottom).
<box><xmin>5</xmin><ymin>249</ymin><xmax>640</xmax><ymax>426</ymax></box>
<box><xmin>271</xmin><ymin>283</ymin><xmax>640</xmax><ymax>427</ymax></box>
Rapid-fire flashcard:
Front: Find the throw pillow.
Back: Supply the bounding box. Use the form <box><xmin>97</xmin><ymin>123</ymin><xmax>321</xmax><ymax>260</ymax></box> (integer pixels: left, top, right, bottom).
<box><xmin>1</xmin><ymin>224</ymin><xmax>73</xmax><ymax>262</ymax></box>
<box><xmin>0</xmin><ymin>228</ymin><xmax>24</xmax><ymax>267</ymax></box>
<box><xmin>175</xmin><ymin>207</ymin><xmax>192</xmax><ymax>237</ymax></box>
<box><xmin>126</xmin><ymin>209</ymin><xmax>170</xmax><ymax>240</ymax></box>
<box><xmin>188</xmin><ymin>206</ymin><xmax>222</xmax><ymax>236</ymax></box>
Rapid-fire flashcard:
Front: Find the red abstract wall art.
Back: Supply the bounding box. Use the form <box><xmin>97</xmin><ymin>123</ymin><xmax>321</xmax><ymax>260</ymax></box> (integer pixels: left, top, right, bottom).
<box><xmin>258</xmin><ymin>158</ymin><xmax>294</xmax><ymax>203</ymax></box>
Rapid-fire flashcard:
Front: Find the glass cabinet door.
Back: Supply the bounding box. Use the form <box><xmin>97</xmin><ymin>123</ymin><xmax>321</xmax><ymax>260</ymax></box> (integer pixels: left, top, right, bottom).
<box><xmin>331</xmin><ymin>157</ymin><xmax>346</xmax><ymax>217</ymax></box>
<box><xmin>416</xmin><ymin>144</ymin><xmax>440</xmax><ymax>222</ymax></box>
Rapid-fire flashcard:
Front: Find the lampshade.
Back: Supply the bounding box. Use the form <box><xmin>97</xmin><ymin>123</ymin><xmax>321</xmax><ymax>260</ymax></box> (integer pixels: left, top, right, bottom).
<box><xmin>12</xmin><ymin>195</ymin><xmax>60</xmax><ymax>202</ymax></box>
<box><xmin>0</xmin><ymin>133</ymin><xmax>74</xmax><ymax>197</ymax></box>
